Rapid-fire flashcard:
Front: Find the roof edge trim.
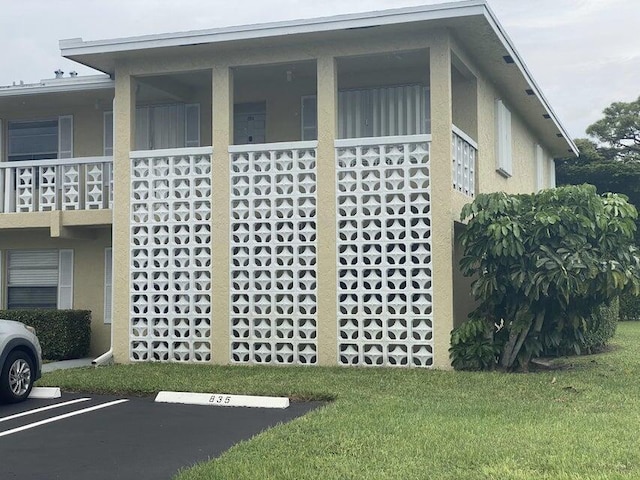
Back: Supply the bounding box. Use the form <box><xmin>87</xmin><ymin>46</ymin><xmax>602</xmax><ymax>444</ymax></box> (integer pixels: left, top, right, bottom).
<box><xmin>59</xmin><ymin>0</ymin><xmax>486</xmax><ymax>56</ymax></box>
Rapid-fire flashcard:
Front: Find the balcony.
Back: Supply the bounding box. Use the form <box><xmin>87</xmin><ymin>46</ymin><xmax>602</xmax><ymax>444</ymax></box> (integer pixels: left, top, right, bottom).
<box><xmin>0</xmin><ymin>156</ymin><xmax>113</xmax><ymax>213</ymax></box>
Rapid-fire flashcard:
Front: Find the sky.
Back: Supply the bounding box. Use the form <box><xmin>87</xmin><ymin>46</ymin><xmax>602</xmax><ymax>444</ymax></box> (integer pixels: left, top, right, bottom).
<box><xmin>0</xmin><ymin>0</ymin><xmax>638</xmax><ymax>139</ymax></box>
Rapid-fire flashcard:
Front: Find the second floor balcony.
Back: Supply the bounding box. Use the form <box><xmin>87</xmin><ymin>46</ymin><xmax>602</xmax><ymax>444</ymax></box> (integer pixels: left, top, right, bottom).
<box><xmin>0</xmin><ymin>156</ymin><xmax>113</xmax><ymax>214</ymax></box>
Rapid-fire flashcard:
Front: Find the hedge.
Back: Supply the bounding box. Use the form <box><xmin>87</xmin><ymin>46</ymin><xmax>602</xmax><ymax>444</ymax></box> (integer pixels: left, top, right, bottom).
<box><xmin>620</xmin><ymin>292</ymin><xmax>640</xmax><ymax>321</ymax></box>
<box><xmin>0</xmin><ymin>309</ymin><xmax>91</xmax><ymax>360</ymax></box>
<box><xmin>581</xmin><ymin>297</ymin><xmax>619</xmax><ymax>353</ymax></box>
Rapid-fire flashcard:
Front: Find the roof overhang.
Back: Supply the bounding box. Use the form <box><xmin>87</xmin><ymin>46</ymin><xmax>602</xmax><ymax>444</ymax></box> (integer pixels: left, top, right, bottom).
<box><xmin>0</xmin><ymin>74</ymin><xmax>113</xmax><ymax>98</ymax></box>
<box><xmin>59</xmin><ymin>0</ymin><xmax>577</xmax><ymax>157</ymax></box>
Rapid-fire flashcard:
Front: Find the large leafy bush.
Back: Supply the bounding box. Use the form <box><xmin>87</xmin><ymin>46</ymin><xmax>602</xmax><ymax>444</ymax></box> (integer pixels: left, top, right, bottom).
<box><xmin>451</xmin><ymin>185</ymin><xmax>640</xmax><ymax>371</ymax></box>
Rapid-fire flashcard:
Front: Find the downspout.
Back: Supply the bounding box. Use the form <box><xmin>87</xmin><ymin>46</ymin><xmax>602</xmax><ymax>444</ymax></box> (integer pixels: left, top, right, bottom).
<box><xmin>92</xmin><ymin>336</ymin><xmax>113</xmax><ymax>365</ymax></box>
<box><xmin>93</xmin><ymin>96</ymin><xmax>116</xmax><ymax>368</ymax></box>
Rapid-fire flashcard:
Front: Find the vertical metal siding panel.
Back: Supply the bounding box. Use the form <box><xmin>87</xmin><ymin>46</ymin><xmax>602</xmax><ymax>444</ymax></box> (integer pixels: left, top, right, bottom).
<box><xmin>396</xmin><ymin>86</ymin><xmax>404</xmax><ymax>135</ymax></box>
<box><xmin>355</xmin><ymin>90</ymin><xmax>362</xmax><ymax>138</ymax></box>
<box><xmin>136</xmin><ymin>106</ymin><xmax>149</xmax><ymax>150</ymax></box>
<box><xmin>372</xmin><ymin>88</ymin><xmax>380</xmax><ymax>137</ymax></box>
<box><xmin>388</xmin><ymin>88</ymin><xmax>396</xmax><ymax>136</ymax></box>
<box><xmin>58</xmin><ymin>115</ymin><xmax>73</xmax><ymax>158</ymax></box>
<box><xmin>185</xmin><ymin>104</ymin><xmax>200</xmax><ymax>147</ymax></box>
<box><xmin>380</xmin><ymin>88</ymin><xmax>387</xmax><ymax>137</ymax></box>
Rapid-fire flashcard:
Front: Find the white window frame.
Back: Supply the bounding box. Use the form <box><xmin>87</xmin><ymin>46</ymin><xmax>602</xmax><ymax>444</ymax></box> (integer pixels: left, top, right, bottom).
<box><xmin>495</xmin><ymin>99</ymin><xmax>512</xmax><ymax>177</ymax></box>
<box><xmin>5</xmin><ymin>116</ymin><xmax>73</xmax><ymax>162</ymax></box>
<box><xmin>5</xmin><ymin>249</ymin><xmax>73</xmax><ymax>310</ymax></box>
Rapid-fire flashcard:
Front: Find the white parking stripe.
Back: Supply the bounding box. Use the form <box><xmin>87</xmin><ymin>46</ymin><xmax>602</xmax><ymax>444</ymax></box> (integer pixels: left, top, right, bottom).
<box><xmin>0</xmin><ymin>399</ymin><xmax>128</xmax><ymax>438</ymax></box>
<box><xmin>0</xmin><ymin>398</ymin><xmax>91</xmax><ymax>424</ymax></box>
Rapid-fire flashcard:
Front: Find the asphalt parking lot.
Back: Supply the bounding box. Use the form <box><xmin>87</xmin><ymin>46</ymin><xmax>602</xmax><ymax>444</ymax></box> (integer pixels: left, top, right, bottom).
<box><xmin>0</xmin><ymin>393</ymin><xmax>321</xmax><ymax>479</ymax></box>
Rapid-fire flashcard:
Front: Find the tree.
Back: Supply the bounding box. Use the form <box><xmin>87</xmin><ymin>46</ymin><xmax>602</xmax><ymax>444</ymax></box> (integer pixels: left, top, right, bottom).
<box><xmin>451</xmin><ymin>185</ymin><xmax>640</xmax><ymax>371</ymax></box>
<box><xmin>556</xmin><ymin>97</ymin><xmax>640</xmax><ymax>241</ymax></box>
<box><xmin>586</xmin><ymin>96</ymin><xmax>640</xmax><ymax>162</ymax></box>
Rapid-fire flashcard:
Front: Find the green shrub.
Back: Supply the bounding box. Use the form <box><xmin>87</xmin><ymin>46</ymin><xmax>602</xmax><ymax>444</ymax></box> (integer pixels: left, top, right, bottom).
<box><xmin>583</xmin><ymin>298</ymin><xmax>619</xmax><ymax>352</ymax></box>
<box><xmin>456</xmin><ymin>185</ymin><xmax>640</xmax><ymax>371</ymax></box>
<box><xmin>449</xmin><ymin>317</ymin><xmax>503</xmax><ymax>371</ymax></box>
<box><xmin>620</xmin><ymin>292</ymin><xmax>640</xmax><ymax>320</ymax></box>
<box><xmin>0</xmin><ymin>309</ymin><xmax>91</xmax><ymax>360</ymax></box>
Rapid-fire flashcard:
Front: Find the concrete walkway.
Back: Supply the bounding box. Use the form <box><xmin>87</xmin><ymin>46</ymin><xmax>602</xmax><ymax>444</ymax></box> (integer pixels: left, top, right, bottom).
<box><xmin>42</xmin><ymin>358</ymin><xmax>93</xmax><ymax>373</ymax></box>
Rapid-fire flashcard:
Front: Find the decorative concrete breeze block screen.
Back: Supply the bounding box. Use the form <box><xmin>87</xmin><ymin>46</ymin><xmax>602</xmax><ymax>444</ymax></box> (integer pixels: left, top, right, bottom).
<box><xmin>130</xmin><ymin>151</ymin><xmax>213</xmax><ymax>362</ymax></box>
<box><xmin>230</xmin><ymin>145</ymin><xmax>318</xmax><ymax>364</ymax></box>
<box><xmin>336</xmin><ymin>139</ymin><xmax>434</xmax><ymax>367</ymax></box>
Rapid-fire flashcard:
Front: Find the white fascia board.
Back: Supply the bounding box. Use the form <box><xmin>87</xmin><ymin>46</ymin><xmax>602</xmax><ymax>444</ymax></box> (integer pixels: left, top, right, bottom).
<box><xmin>481</xmin><ymin>4</ymin><xmax>578</xmax><ymax>156</ymax></box>
<box><xmin>0</xmin><ymin>75</ymin><xmax>114</xmax><ymax>97</ymax></box>
<box><xmin>59</xmin><ymin>0</ymin><xmax>486</xmax><ymax>56</ymax></box>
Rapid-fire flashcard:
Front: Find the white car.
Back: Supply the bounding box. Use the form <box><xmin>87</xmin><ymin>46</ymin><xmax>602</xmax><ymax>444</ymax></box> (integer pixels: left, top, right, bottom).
<box><xmin>0</xmin><ymin>319</ymin><xmax>43</xmax><ymax>403</ymax></box>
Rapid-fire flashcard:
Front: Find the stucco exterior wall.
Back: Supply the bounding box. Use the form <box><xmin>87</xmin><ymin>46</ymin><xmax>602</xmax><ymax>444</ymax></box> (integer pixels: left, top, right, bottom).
<box><xmin>0</xmin><ymin>227</ymin><xmax>112</xmax><ymax>355</ymax></box>
<box><xmin>1</xmin><ymin>96</ymin><xmax>112</xmax><ymax>159</ymax></box>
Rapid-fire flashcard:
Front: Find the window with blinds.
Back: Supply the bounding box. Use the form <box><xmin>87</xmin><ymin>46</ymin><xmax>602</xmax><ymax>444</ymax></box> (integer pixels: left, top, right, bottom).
<box><xmin>301</xmin><ymin>84</ymin><xmax>430</xmax><ymax>141</ymax></box>
<box><xmin>111</xmin><ymin>103</ymin><xmax>200</xmax><ymax>151</ymax></box>
<box><xmin>6</xmin><ymin>116</ymin><xmax>73</xmax><ymax>162</ymax></box>
<box><xmin>6</xmin><ymin>250</ymin><xmax>73</xmax><ymax>310</ymax></box>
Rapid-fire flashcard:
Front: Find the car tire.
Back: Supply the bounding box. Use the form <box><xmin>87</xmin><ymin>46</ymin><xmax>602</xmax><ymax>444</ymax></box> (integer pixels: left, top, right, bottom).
<box><xmin>0</xmin><ymin>350</ymin><xmax>35</xmax><ymax>403</ymax></box>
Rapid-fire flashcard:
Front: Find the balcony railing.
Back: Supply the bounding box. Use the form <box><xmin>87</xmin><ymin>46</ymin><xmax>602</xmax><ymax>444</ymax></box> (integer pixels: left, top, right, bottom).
<box><xmin>452</xmin><ymin>125</ymin><xmax>477</xmax><ymax>197</ymax></box>
<box><xmin>0</xmin><ymin>156</ymin><xmax>113</xmax><ymax>213</ymax></box>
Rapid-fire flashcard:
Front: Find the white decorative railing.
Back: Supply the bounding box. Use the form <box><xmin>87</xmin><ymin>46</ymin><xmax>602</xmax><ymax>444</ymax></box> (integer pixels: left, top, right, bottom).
<box><xmin>452</xmin><ymin>125</ymin><xmax>477</xmax><ymax>197</ymax></box>
<box><xmin>0</xmin><ymin>156</ymin><xmax>113</xmax><ymax>213</ymax></box>
<box><xmin>228</xmin><ymin>141</ymin><xmax>318</xmax><ymax>365</ymax></box>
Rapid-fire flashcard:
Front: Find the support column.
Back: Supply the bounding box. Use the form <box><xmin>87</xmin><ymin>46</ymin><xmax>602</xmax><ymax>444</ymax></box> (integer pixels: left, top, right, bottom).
<box><xmin>211</xmin><ymin>64</ymin><xmax>233</xmax><ymax>365</ymax></box>
<box><xmin>429</xmin><ymin>32</ymin><xmax>455</xmax><ymax>369</ymax></box>
<box><xmin>112</xmin><ymin>67</ymin><xmax>135</xmax><ymax>363</ymax></box>
<box><xmin>316</xmin><ymin>56</ymin><xmax>338</xmax><ymax>366</ymax></box>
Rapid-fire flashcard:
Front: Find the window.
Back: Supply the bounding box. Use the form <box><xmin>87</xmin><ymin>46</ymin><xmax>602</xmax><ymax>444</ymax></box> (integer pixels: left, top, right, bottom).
<box><xmin>6</xmin><ymin>116</ymin><xmax>73</xmax><ymax>162</ymax></box>
<box><xmin>104</xmin><ymin>248</ymin><xmax>113</xmax><ymax>324</ymax></box>
<box><xmin>301</xmin><ymin>84</ymin><xmax>430</xmax><ymax>141</ymax></box>
<box><xmin>5</xmin><ymin>250</ymin><xmax>73</xmax><ymax>310</ymax></box>
<box><xmin>122</xmin><ymin>103</ymin><xmax>200</xmax><ymax>151</ymax></box>
<box><xmin>495</xmin><ymin>99</ymin><xmax>512</xmax><ymax>177</ymax></box>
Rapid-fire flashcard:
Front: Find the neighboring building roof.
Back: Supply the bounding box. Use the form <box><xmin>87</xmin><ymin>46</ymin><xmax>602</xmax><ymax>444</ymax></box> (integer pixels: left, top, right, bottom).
<box><xmin>58</xmin><ymin>0</ymin><xmax>575</xmax><ymax>156</ymax></box>
<box><xmin>0</xmin><ymin>74</ymin><xmax>113</xmax><ymax>97</ymax></box>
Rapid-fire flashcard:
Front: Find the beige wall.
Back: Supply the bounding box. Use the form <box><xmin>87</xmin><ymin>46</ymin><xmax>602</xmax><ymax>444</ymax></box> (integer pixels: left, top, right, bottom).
<box><xmin>451</xmin><ymin>68</ymin><xmax>478</xmax><ymax>140</ymax></box>
<box><xmin>0</xmin><ymin>93</ymin><xmax>113</xmax><ymax>159</ymax></box>
<box><xmin>234</xmin><ymin>74</ymin><xmax>316</xmax><ymax>143</ymax></box>
<box><xmin>452</xmin><ymin>223</ymin><xmax>476</xmax><ymax>328</ymax></box>
<box><xmin>0</xmin><ymin>227</ymin><xmax>112</xmax><ymax>356</ymax></box>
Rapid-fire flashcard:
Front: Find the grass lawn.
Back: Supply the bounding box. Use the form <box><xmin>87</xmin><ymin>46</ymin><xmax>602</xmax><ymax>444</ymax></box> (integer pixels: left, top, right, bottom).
<box><xmin>40</xmin><ymin>322</ymin><xmax>640</xmax><ymax>479</ymax></box>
